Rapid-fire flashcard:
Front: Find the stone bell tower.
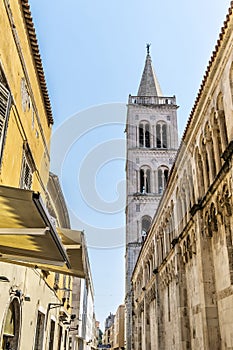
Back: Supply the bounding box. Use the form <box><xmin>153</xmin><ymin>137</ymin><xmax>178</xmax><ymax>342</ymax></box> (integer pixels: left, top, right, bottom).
<box><xmin>125</xmin><ymin>45</ymin><xmax>179</xmax><ymax>349</ymax></box>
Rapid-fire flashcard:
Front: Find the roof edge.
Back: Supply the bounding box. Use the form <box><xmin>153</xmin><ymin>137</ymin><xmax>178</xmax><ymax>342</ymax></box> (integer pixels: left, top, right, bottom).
<box><xmin>20</xmin><ymin>0</ymin><xmax>53</xmax><ymax>125</ymax></box>
<box><xmin>182</xmin><ymin>1</ymin><xmax>233</xmax><ymax>139</ymax></box>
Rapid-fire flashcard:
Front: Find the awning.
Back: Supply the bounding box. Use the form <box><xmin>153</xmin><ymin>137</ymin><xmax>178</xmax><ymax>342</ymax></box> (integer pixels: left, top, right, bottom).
<box><xmin>0</xmin><ymin>185</ymin><xmax>87</xmax><ymax>278</ymax></box>
<box><xmin>0</xmin><ymin>229</ymin><xmax>86</xmax><ymax>278</ymax></box>
<box><xmin>20</xmin><ymin>228</ymin><xmax>87</xmax><ymax>278</ymax></box>
<box><xmin>0</xmin><ymin>185</ymin><xmax>70</xmax><ymax>268</ymax></box>
<box><xmin>56</xmin><ymin>228</ymin><xmax>86</xmax><ymax>278</ymax></box>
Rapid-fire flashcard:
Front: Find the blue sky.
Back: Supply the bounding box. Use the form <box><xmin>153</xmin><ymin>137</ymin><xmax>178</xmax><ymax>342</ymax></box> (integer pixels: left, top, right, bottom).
<box><xmin>30</xmin><ymin>0</ymin><xmax>230</xmax><ymax>329</ymax></box>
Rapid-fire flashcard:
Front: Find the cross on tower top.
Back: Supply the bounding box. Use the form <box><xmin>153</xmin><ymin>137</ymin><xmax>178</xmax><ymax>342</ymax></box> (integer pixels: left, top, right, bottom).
<box><xmin>146</xmin><ymin>43</ymin><xmax>151</xmax><ymax>54</ymax></box>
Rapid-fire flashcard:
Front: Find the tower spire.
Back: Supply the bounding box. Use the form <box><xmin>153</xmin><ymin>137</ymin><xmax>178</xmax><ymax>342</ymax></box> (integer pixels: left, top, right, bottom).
<box><xmin>137</xmin><ymin>45</ymin><xmax>163</xmax><ymax>97</ymax></box>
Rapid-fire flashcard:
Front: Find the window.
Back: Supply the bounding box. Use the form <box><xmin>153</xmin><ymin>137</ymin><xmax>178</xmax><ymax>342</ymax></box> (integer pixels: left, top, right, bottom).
<box><xmin>156</xmin><ymin>122</ymin><xmax>168</xmax><ymax>148</ymax></box>
<box><xmin>145</xmin><ymin>124</ymin><xmax>150</xmax><ymax>148</ymax></box>
<box><xmin>20</xmin><ymin>142</ymin><xmax>36</xmax><ymax>190</ymax></box>
<box><xmin>141</xmin><ymin>216</ymin><xmax>152</xmax><ymax>241</ymax></box>
<box><xmin>139</xmin><ymin>124</ymin><xmax>144</xmax><ymax>147</ymax></box>
<box><xmin>57</xmin><ymin>325</ymin><xmax>62</xmax><ymax>350</ymax></box>
<box><xmin>2</xmin><ymin>299</ymin><xmax>20</xmax><ymax>350</ymax></box>
<box><xmin>0</xmin><ymin>82</ymin><xmax>11</xmax><ymax>164</ymax></box>
<box><xmin>48</xmin><ymin>320</ymin><xmax>55</xmax><ymax>350</ymax></box>
<box><xmin>20</xmin><ymin>153</ymin><xmax>33</xmax><ymax>190</ymax></box>
<box><xmin>54</xmin><ymin>273</ymin><xmax>60</xmax><ymax>287</ymax></box>
<box><xmin>156</xmin><ymin>124</ymin><xmax>161</xmax><ymax>148</ymax></box>
<box><xmin>34</xmin><ymin>311</ymin><xmax>45</xmax><ymax>350</ymax></box>
<box><xmin>138</xmin><ymin>122</ymin><xmax>150</xmax><ymax>148</ymax></box>
<box><xmin>162</xmin><ymin>124</ymin><xmax>167</xmax><ymax>148</ymax></box>
<box><xmin>64</xmin><ymin>330</ymin><xmax>68</xmax><ymax>350</ymax></box>
<box><xmin>158</xmin><ymin>167</ymin><xmax>169</xmax><ymax>194</ymax></box>
<box><xmin>140</xmin><ymin>168</ymin><xmax>151</xmax><ymax>193</ymax></box>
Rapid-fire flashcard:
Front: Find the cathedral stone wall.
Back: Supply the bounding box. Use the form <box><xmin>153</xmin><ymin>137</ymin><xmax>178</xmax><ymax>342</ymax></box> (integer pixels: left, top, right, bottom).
<box><xmin>131</xmin><ymin>4</ymin><xmax>233</xmax><ymax>350</ymax></box>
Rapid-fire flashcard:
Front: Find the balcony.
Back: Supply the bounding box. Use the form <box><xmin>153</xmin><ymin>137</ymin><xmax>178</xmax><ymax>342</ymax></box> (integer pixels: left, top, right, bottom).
<box><xmin>128</xmin><ymin>95</ymin><xmax>176</xmax><ymax>106</ymax></box>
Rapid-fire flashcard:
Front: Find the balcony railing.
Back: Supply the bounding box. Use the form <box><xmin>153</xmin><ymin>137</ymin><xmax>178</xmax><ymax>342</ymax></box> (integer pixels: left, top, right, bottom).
<box><xmin>128</xmin><ymin>95</ymin><xmax>176</xmax><ymax>106</ymax></box>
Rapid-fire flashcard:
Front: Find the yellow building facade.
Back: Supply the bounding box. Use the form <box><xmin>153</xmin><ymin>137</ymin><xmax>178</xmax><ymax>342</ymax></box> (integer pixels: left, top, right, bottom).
<box><xmin>0</xmin><ymin>1</ymin><xmax>87</xmax><ymax>349</ymax></box>
<box><xmin>0</xmin><ymin>0</ymin><xmax>52</xmax><ymax>192</ymax></box>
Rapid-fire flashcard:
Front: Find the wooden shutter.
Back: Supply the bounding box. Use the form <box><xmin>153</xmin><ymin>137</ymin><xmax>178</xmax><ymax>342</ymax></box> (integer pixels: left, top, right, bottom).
<box><xmin>0</xmin><ymin>82</ymin><xmax>11</xmax><ymax>161</ymax></box>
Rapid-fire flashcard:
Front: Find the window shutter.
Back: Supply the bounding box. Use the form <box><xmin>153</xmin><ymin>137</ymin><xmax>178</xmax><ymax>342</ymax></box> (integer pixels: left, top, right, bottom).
<box><xmin>0</xmin><ymin>82</ymin><xmax>11</xmax><ymax>161</ymax></box>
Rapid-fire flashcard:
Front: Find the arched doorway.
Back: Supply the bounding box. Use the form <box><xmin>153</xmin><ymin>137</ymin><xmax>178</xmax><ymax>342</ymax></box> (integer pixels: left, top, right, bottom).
<box><xmin>2</xmin><ymin>298</ymin><xmax>21</xmax><ymax>350</ymax></box>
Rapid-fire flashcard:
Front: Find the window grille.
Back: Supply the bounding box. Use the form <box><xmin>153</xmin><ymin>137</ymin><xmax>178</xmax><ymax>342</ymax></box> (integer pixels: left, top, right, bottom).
<box><xmin>20</xmin><ymin>154</ymin><xmax>33</xmax><ymax>190</ymax></box>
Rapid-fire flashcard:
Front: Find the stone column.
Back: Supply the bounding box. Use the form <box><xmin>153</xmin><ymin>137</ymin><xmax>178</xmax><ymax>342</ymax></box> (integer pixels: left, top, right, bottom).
<box><xmin>150</xmin><ymin>125</ymin><xmax>153</xmax><ymax>149</ymax></box>
<box><xmin>145</xmin><ymin>298</ymin><xmax>151</xmax><ymax>350</ymax></box>
<box><xmin>136</xmin><ymin>170</ymin><xmax>140</xmax><ymax>192</ymax></box>
<box><xmin>168</xmin><ymin>124</ymin><xmax>171</xmax><ymax>148</ymax></box>
<box><xmin>143</xmin><ymin>171</ymin><xmax>147</xmax><ymax>193</ymax></box>
<box><xmin>152</xmin><ymin>125</ymin><xmax>155</xmax><ymax>148</ymax></box>
<box><xmin>150</xmin><ymin>170</ymin><xmax>154</xmax><ymax>193</ymax></box>
<box><xmin>137</xmin><ymin>220</ymin><xmax>140</xmax><ymax>242</ymax></box>
<box><xmin>176</xmin><ymin>246</ymin><xmax>191</xmax><ymax>349</ymax></box>
<box><xmin>198</xmin><ymin>211</ymin><xmax>221</xmax><ymax>349</ymax></box>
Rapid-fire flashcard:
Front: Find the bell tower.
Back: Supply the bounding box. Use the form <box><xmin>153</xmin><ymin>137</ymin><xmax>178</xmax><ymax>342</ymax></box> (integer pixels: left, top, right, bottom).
<box><xmin>125</xmin><ymin>45</ymin><xmax>179</xmax><ymax>349</ymax></box>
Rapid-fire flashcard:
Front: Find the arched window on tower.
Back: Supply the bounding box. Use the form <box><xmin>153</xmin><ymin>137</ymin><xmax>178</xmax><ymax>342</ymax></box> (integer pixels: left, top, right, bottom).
<box><xmin>139</xmin><ymin>123</ymin><xmax>144</xmax><ymax>147</ymax></box>
<box><xmin>158</xmin><ymin>166</ymin><xmax>169</xmax><ymax>194</ymax></box>
<box><xmin>138</xmin><ymin>122</ymin><xmax>150</xmax><ymax>148</ymax></box>
<box><xmin>145</xmin><ymin>124</ymin><xmax>150</xmax><ymax>148</ymax></box>
<box><xmin>140</xmin><ymin>167</ymin><xmax>151</xmax><ymax>193</ymax></box>
<box><xmin>156</xmin><ymin>122</ymin><xmax>168</xmax><ymax>148</ymax></box>
<box><xmin>141</xmin><ymin>216</ymin><xmax>152</xmax><ymax>242</ymax></box>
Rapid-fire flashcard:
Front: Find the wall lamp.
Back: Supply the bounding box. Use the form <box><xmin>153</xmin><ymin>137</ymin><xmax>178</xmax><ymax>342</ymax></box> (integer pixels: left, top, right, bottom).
<box><xmin>48</xmin><ymin>297</ymin><xmax>66</xmax><ymax>310</ymax></box>
<box><xmin>171</xmin><ymin>237</ymin><xmax>179</xmax><ymax>248</ymax></box>
<box><xmin>10</xmin><ymin>288</ymin><xmax>22</xmax><ymax>298</ymax></box>
<box><xmin>61</xmin><ymin>314</ymin><xmax>76</xmax><ymax>325</ymax></box>
<box><xmin>53</xmin><ymin>283</ymin><xmax>72</xmax><ymax>292</ymax></box>
<box><xmin>9</xmin><ymin>288</ymin><xmax>31</xmax><ymax>301</ymax></box>
<box><xmin>0</xmin><ymin>276</ymin><xmax>10</xmax><ymax>282</ymax></box>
